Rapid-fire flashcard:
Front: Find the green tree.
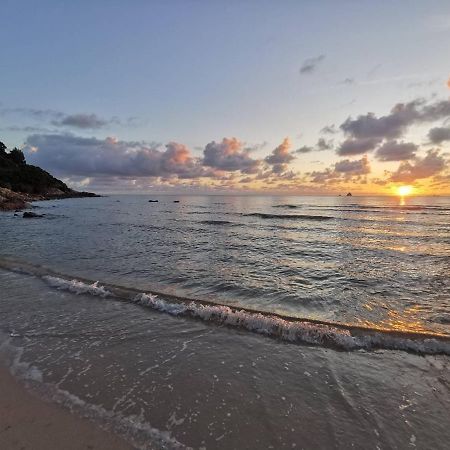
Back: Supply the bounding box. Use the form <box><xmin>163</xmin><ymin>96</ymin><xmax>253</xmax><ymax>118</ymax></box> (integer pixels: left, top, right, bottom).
<box><xmin>9</xmin><ymin>148</ymin><xmax>26</xmax><ymax>165</ymax></box>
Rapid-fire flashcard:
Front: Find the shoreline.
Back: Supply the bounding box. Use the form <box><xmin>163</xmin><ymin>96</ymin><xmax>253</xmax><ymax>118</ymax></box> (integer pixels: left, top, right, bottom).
<box><xmin>0</xmin><ymin>364</ymin><xmax>135</xmax><ymax>450</ymax></box>
<box><xmin>0</xmin><ymin>268</ymin><xmax>449</xmax><ymax>449</ymax></box>
<box><xmin>0</xmin><ymin>186</ymin><xmax>100</xmax><ymax>211</ymax></box>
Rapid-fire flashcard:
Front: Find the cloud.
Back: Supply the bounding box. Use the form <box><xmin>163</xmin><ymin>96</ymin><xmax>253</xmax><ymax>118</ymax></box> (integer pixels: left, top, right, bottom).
<box><xmin>309</xmin><ymin>168</ymin><xmax>338</xmax><ymax>184</ymax></box>
<box><xmin>316</xmin><ymin>138</ymin><xmax>333</xmax><ymax>151</ymax></box>
<box><xmin>295</xmin><ymin>145</ymin><xmax>314</xmax><ymax>154</ymax></box>
<box><xmin>320</xmin><ymin>125</ymin><xmax>337</xmax><ymax>135</ymax></box>
<box><xmin>428</xmin><ymin>126</ymin><xmax>450</xmax><ymax>143</ymax></box>
<box><xmin>24</xmin><ymin>133</ymin><xmax>209</xmax><ymax>179</ymax></box>
<box><xmin>340</xmin><ymin>100</ymin><xmax>422</xmax><ymax>140</ymax></box>
<box><xmin>299</xmin><ymin>54</ymin><xmax>325</xmax><ymax>74</ymax></box>
<box><xmin>265</xmin><ymin>138</ymin><xmax>296</xmax><ymax>174</ymax></box>
<box><xmin>340</xmin><ymin>98</ymin><xmax>450</xmax><ymax>141</ymax></box>
<box><xmin>1</xmin><ymin>105</ymin><xmax>128</xmax><ymax>130</ymax></box>
<box><xmin>337</xmin><ymin>137</ymin><xmax>381</xmax><ymax>156</ymax></box>
<box><xmin>375</xmin><ymin>140</ymin><xmax>417</xmax><ymax>161</ymax></box>
<box><xmin>340</xmin><ymin>78</ymin><xmax>355</xmax><ymax>85</ymax></box>
<box><xmin>295</xmin><ymin>138</ymin><xmax>333</xmax><ymax>155</ymax></box>
<box><xmin>334</xmin><ymin>155</ymin><xmax>371</xmax><ymax>175</ymax></box>
<box><xmin>420</xmin><ymin>100</ymin><xmax>450</xmax><ymax>121</ymax></box>
<box><xmin>0</xmin><ymin>125</ymin><xmax>55</xmax><ymax>133</ymax></box>
<box><xmin>52</xmin><ymin>113</ymin><xmax>109</xmax><ymax>129</ymax></box>
<box><xmin>202</xmin><ymin>137</ymin><xmax>260</xmax><ymax>173</ymax></box>
<box><xmin>309</xmin><ymin>156</ymin><xmax>370</xmax><ymax>183</ymax></box>
<box><xmin>0</xmin><ymin>107</ymin><xmax>63</xmax><ymax>121</ymax></box>
<box><xmin>265</xmin><ymin>138</ymin><xmax>294</xmax><ymax>164</ymax></box>
<box><xmin>390</xmin><ymin>149</ymin><xmax>447</xmax><ymax>182</ymax></box>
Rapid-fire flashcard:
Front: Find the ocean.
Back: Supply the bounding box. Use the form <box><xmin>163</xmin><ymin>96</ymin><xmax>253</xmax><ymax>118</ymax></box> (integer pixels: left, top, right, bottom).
<box><xmin>0</xmin><ymin>194</ymin><xmax>449</xmax><ymax>449</ymax></box>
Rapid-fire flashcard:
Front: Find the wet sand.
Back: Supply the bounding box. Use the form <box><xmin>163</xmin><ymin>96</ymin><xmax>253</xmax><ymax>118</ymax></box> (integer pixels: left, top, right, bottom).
<box><xmin>1</xmin><ymin>268</ymin><xmax>449</xmax><ymax>449</ymax></box>
<box><xmin>0</xmin><ymin>365</ymin><xmax>134</xmax><ymax>450</ymax></box>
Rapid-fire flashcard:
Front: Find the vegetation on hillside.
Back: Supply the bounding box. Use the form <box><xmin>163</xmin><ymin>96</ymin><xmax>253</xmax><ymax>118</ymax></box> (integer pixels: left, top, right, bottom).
<box><xmin>0</xmin><ymin>141</ymin><xmax>72</xmax><ymax>195</ymax></box>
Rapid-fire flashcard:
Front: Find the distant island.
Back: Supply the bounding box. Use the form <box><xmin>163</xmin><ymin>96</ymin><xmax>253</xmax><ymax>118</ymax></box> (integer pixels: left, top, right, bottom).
<box><xmin>0</xmin><ymin>141</ymin><xmax>98</xmax><ymax>211</ymax></box>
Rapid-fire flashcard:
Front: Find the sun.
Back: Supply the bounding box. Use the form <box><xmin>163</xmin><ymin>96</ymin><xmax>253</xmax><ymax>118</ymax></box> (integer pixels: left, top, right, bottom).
<box><xmin>396</xmin><ymin>185</ymin><xmax>413</xmax><ymax>196</ymax></box>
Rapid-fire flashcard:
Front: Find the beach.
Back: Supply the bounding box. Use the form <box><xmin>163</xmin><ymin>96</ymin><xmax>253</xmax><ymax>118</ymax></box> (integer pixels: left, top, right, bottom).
<box><xmin>0</xmin><ymin>365</ymin><xmax>133</xmax><ymax>450</ymax></box>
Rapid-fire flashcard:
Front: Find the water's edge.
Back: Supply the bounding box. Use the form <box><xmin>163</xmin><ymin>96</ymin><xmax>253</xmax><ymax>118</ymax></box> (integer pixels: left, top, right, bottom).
<box><xmin>1</xmin><ymin>257</ymin><xmax>448</xmax><ymax>356</ymax></box>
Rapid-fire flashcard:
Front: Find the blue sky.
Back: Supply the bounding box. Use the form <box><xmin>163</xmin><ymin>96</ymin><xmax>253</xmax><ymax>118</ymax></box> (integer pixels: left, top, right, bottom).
<box><xmin>1</xmin><ymin>1</ymin><xmax>450</xmax><ymax>193</ymax></box>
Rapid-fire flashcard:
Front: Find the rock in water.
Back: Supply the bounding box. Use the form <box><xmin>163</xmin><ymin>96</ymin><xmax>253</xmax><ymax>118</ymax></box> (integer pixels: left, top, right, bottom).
<box><xmin>346</xmin><ymin>192</ymin><xmax>352</xmax><ymax>196</ymax></box>
<box><xmin>23</xmin><ymin>211</ymin><xmax>44</xmax><ymax>218</ymax></box>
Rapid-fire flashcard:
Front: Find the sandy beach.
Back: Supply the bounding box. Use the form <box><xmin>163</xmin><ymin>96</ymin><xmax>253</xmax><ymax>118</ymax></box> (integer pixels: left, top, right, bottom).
<box><xmin>0</xmin><ymin>365</ymin><xmax>134</xmax><ymax>450</ymax></box>
<box><xmin>0</xmin><ymin>266</ymin><xmax>449</xmax><ymax>449</ymax></box>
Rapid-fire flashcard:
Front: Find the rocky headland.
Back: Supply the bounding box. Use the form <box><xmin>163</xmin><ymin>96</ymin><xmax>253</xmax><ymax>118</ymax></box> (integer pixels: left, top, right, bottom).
<box><xmin>0</xmin><ymin>141</ymin><xmax>98</xmax><ymax>211</ymax></box>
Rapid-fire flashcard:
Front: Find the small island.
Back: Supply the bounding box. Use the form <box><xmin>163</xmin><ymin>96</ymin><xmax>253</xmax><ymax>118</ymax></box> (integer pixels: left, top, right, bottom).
<box><xmin>0</xmin><ymin>141</ymin><xmax>98</xmax><ymax>211</ymax></box>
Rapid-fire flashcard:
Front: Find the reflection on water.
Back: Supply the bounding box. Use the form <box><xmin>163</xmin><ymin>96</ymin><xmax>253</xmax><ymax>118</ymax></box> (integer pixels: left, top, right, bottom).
<box><xmin>0</xmin><ymin>194</ymin><xmax>449</xmax><ymax>335</ymax></box>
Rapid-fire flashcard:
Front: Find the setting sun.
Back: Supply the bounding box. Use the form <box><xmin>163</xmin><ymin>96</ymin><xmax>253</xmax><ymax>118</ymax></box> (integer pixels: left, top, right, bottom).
<box><xmin>397</xmin><ymin>185</ymin><xmax>413</xmax><ymax>196</ymax></box>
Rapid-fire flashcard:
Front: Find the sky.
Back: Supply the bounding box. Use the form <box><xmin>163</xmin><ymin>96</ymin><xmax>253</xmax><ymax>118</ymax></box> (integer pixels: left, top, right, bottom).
<box><xmin>1</xmin><ymin>0</ymin><xmax>450</xmax><ymax>195</ymax></box>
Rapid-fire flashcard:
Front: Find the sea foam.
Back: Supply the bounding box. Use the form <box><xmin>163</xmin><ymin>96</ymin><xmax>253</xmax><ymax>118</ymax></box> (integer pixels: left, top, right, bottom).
<box><xmin>44</xmin><ymin>276</ymin><xmax>111</xmax><ymax>297</ymax></box>
<box><xmin>133</xmin><ymin>293</ymin><xmax>450</xmax><ymax>355</ymax></box>
<box><xmin>38</xmin><ymin>275</ymin><xmax>450</xmax><ymax>355</ymax></box>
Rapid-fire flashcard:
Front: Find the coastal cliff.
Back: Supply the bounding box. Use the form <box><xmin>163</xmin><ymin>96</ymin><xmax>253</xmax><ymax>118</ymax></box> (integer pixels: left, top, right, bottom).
<box><xmin>0</xmin><ymin>141</ymin><xmax>98</xmax><ymax>210</ymax></box>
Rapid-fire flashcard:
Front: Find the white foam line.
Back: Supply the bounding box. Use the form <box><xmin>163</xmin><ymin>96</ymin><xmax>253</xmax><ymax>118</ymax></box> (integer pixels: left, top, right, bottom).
<box><xmin>134</xmin><ymin>293</ymin><xmax>450</xmax><ymax>355</ymax></box>
<box><xmin>40</xmin><ymin>275</ymin><xmax>450</xmax><ymax>355</ymax></box>
<box><xmin>44</xmin><ymin>275</ymin><xmax>111</xmax><ymax>297</ymax></box>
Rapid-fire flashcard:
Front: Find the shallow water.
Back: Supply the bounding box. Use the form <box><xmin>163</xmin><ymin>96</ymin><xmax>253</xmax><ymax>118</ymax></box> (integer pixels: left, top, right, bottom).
<box><xmin>0</xmin><ymin>270</ymin><xmax>449</xmax><ymax>449</ymax></box>
<box><xmin>0</xmin><ymin>194</ymin><xmax>449</xmax><ymax>334</ymax></box>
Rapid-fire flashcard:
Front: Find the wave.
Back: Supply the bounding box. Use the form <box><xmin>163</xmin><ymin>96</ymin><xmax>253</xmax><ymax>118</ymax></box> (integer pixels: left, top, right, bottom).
<box><xmin>37</xmin><ymin>274</ymin><xmax>449</xmax><ymax>356</ymax></box>
<box><xmin>272</xmin><ymin>204</ymin><xmax>300</xmax><ymax>209</ymax></box>
<box><xmin>244</xmin><ymin>213</ymin><xmax>333</xmax><ymax>221</ymax></box>
<box><xmin>44</xmin><ymin>276</ymin><xmax>111</xmax><ymax>297</ymax></box>
<box><xmin>311</xmin><ymin>204</ymin><xmax>450</xmax><ymax>212</ymax></box>
<box><xmin>1</xmin><ymin>259</ymin><xmax>448</xmax><ymax>355</ymax></box>
<box><xmin>242</xmin><ymin>212</ymin><xmax>447</xmax><ymax>228</ymax></box>
<box><xmin>199</xmin><ymin>220</ymin><xmax>236</xmax><ymax>226</ymax></box>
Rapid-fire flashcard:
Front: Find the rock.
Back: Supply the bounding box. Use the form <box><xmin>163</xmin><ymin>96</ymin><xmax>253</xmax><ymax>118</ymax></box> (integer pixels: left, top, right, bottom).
<box><xmin>148</xmin><ymin>200</ymin><xmax>159</xmax><ymax>203</ymax></box>
<box><xmin>346</xmin><ymin>192</ymin><xmax>352</xmax><ymax>197</ymax></box>
<box><xmin>0</xmin><ymin>187</ymin><xmax>30</xmax><ymax>211</ymax></box>
<box><xmin>23</xmin><ymin>211</ymin><xmax>44</xmax><ymax>218</ymax></box>
<box><xmin>173</xmin><ymin>200</ymin><xmax>180</xmax><ymax>203</ymax></box>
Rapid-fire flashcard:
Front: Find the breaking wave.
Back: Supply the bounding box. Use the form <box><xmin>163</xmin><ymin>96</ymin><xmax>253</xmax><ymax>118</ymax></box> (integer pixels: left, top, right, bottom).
<box><xmin>37</xmin><ymin>273</ymin><xmax>450</xmax><ymax>356</ymax></box>
<box><xmin>44</xmin><ymin>276</ymin><xmax>111</xmax><ymax>297</ymax></box>
<box><xmin>244</xmin><ymin>213</ymin><xmax>334</xmax><ymax>221</ymax></box>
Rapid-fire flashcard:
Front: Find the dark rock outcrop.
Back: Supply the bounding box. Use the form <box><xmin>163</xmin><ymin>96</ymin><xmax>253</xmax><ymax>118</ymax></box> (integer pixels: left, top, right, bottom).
<box><xmin>346</xmin><ymin>192</ymin><xmax>352</xmax><ymax>197</ymax></box>
<box><xmin>23</xmin><ymin>211</ymin><xmax>44</xmax><ymax>219</ymax></box>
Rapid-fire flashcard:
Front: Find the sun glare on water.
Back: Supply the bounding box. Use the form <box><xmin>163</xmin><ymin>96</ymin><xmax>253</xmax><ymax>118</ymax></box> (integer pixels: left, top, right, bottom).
<box><xmin>396</xmin><ymin>185</ymin><xmax>413</xmax><ymax>197</ymax></box>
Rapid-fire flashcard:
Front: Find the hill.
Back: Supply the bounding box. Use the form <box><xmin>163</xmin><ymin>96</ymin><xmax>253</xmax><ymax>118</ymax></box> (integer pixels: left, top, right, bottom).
<box><xmin>0</xmin><ymin>141</ymin><xmax>98</xmax><ymax>210</ymax></box>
